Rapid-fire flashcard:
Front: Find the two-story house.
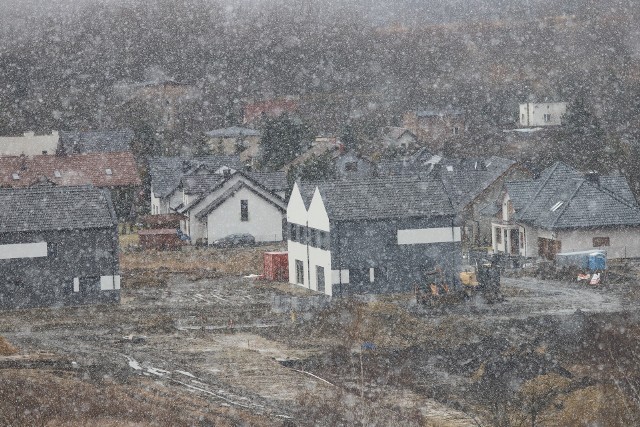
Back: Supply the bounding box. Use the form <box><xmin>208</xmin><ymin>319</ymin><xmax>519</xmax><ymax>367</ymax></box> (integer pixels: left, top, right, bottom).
<box><xmin>287</xmin><ymin>177</ymin><xmax>462</xmax><ymax>296</ymax></box>
<box><xmin>0</xmin><ymin>186</ymin><xmax>120</xmax><ymax>309</ymax></box>
<box><xmin>178</xmin><ymin>171</ymin><xmax>287</xmax><ymax>244</ymax></box>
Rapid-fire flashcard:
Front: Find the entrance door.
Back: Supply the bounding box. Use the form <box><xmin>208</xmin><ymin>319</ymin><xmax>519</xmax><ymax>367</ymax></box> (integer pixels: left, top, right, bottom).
<box><xmin>538</xmin><ymin>238</ymin><xmax>561</xmax><ymax>260</ymax></box>
<box><xmin>509</xmin><ymin>230</ymin><xmax>519</xmax><ymax>255</ymax></box>
<box><xmin>316</xmin><ymin>266</ymin><xmax>325</xmax><ymax>293</ymax></box>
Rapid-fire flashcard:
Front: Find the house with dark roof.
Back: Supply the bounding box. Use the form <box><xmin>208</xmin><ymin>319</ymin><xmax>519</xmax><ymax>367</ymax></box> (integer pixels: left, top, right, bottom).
<box><xmin>376</xmin><ymin>154</ymin><xmax>530</xmax><ymax>247</ymax></box>
<box><xmin>57</xmin><ymin>129</ymin><xmax>134</xmax><ymax>154</ymax></box>
<box><xmin>177</xmin><ymin>171</ymin><xmax>287</xmax><ymax>244</ymax></box>
<box><xmin>0</xmin><ymin>186</ymin><xmax>120</xmax><ymax>309</ymax></box>
<box><xmin>492</xmin><ymin>162</ymin><xmax>640</xmax><ymax>260</ymax></box>
<box><xmin>0</xmin><ymin>152</ymin><xmax>142</xmax><ymax>220</ymax></box>
<box><xmin>149</xmin><ymin>155</ymin><xmax>243</xmax><ymax>215</ymax></box>
<box><xmin>287</xmin><ymin>177</ymin><xmax>462</xmax><ymax>296</ymax></box>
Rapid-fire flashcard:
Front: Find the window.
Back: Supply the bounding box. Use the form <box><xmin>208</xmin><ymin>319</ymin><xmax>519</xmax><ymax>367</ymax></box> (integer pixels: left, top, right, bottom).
<box><xmin>345</xmin><ymin>161</ymin><xmax>358</xmax><ymax>172</ymax></box>
<box><xmin>295</xmin><ymin>260</ymin><xmax>304</xmax><ymax>285</ymax></box>
<box><xmin>289</xmin><ymin>223</ymin><xmax>297</xmax><ymax>242</ymax></box>
<box><xmin>319</xmin><ymin>231</ymin><xmax>329</xmax><ymax>250</ymax></box>
<box><xmin>316</xmin><ymin>266</ymin><xmax>325</xmax><ymax>293</ymax></box>
<box><xmin>240</xmin><ymin>199</ymin><xmax>248</xmax><ymax>221</ymax></box>
<box><xmin>54</xmin><ymin>170</ymin><xmax>61</xmax><ymax>178</ymax></box>
<box><xmin>521</xmin><ymin>113</ymin><xmax>525</xmax><ymax>122</ymax></box>
<box><xmin>12</xmin><ymin>173</ymin><xmax>19</xmax><ymax>180</ymax></box>
<box><xmin>520</xmin><ymin>231</ymin><xmax>525</xmax><ymax>249</ymax></box>
<box><xmin>593</xmin><ymin>237</ymin><xmax>610</xmax><ymax>247</ymax></box>
<box><xmin>543</xmin><ymin>113</ymin><xmax>551</xmax><ymax>123</ymax></box>
<box><xmin>452</xmin><ymin>126</ymin><xmax>460</xmax><ymax>135</ymax></box>
<box><xmin>105</xmin><ymin>168</ymin><xmax>113</xmax><ymax>175</ymax></box>
<box><xmin>310</xmin><ymin>228</ymin><xmax>317</xmax><ymax>247</ymax></box>
<box><xmin>495</xmin><ymin>228</ymin><xmax>502</xmax><ymax>244</ymax></box>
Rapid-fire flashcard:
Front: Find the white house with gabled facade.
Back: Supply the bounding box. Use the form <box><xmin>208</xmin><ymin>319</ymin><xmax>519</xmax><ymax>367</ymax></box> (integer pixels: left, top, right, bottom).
<box><xmin>178</xmin><ymin>171</ymin><xmax>287</xmax><ymax>244</ymax></box>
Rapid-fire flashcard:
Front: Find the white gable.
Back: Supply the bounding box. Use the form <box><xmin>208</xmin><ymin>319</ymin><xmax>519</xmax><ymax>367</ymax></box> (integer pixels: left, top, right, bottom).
<box><xmin>287</xmin><ymin>182</ymin><xmax>307</xmax><ymax>225</ymax></box>
<box><xmin>307</xmin><ymin>187</ymin><xmax>330</xmax><ymax>231</ymax></box>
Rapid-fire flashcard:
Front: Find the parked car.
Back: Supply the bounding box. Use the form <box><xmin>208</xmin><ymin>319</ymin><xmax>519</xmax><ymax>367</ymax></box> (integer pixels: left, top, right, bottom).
<box><xmin>212</xmin><ymin>233</ymin><xmax>256</xmax><ymax>247</ymax></box>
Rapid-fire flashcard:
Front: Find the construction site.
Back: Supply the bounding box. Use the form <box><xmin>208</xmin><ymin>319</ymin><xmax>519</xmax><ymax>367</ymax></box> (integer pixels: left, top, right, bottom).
<box><xmin>1</xmin><ymin>244</ymin><xmax>640</xmax><ymax>426</ymax></box>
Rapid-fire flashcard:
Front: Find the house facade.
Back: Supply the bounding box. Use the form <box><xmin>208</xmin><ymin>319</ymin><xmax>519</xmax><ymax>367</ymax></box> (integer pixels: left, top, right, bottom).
<box><xmin>492</xmin><ymin>162</ymin><xmax>640</xmax><ymax>260</ymax></box>
<box><xmin>519</xmin><ymin>102</ymin><xmax>567</xmax><ymax>127</ymax></box>
<box><xmin>0</xmin><ymin>131</ymin><xmax>59</xmax><ymax>156</ymax></box>
<box><xmin>205</xmin><ymin>126</ymin><xmax>261</xmax><ymax>158</ymax></box>
<box><xmin>0</xmin><ymin>186</ymin><xmax>120</xmax><ymax>310</ymax></box>
<box><xmin>287</xmin><ymin>178</ymin><xmax>462</xmax><ymax>296</ymax></box>
<box><xmin>178</xmin><ymin>171</ymin><xmax>287</xmax><ymax>244</ymax></box>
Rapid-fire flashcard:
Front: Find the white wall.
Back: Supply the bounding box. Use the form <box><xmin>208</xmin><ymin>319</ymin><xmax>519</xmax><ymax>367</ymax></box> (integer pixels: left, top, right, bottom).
<box><xmin>206</xmin><ymin>186</ymin><xmax>283</xmax><ymax>242</ymax></box>
<box><xmin>0</xmin><ymin>131</ymin><xmax>59</xmax><ymax>156</ymax></box>
<box><xmin>0</xmin><ymin>242</ymin><xmax>47</xmax><ymax>259</ymax></box>
<box><xmin>397</xmin><ymin>227</ymin><xmax>461</xmax><ymax>244</ymax></box>
<box><xmin>307</xmin><ymin>188</ymin><xmax>330</xmax><ymax>231</ymax></box>
<box><xmin>308</xmin><ymin>246</ymin><xmax>332</xmax><ymax>295</ymax></box>
<box><xmin>288</xmin><ymin>241</ymin><xmax>309</xmax><ymax>287</ymax></box>
<box><xmin>286</xmin><ymin>183</ymin><xmax>307</xmax><ymax>226</ymax></box>
<box><xmin>556</xmin><ymin>228</ymin><xmax>640</xmax><ymax>259</ymax></box>
<box><xmin>519</xmin><ymin>102</ymin><xmax>567</xmax><ymax>127</ymax></box>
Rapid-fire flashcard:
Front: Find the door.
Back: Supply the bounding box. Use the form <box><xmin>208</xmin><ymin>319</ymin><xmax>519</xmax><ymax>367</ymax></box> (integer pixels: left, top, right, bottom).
<box><xmin>538</xmin><ymin>238</ymin><xmax>561</xmax><ymax>260</ymax></box>
<box><xmin>316</xmin><ymin>266</ymin><xmax>325</xmax><ymax>293</ymax></box>
<box><xmin>295</xmin><ymin>260</ymin><xmax>304</xmax><ymax>285</ymax></box>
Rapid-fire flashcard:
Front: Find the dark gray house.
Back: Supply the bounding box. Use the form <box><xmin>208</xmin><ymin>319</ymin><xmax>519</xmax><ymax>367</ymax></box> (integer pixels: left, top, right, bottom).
<box><xmin>0</xmin><ymin>186</ymin><xmax>120</xmax><ymax>310</ymax></box>
<box><xmin>287</xmin><ymin>177</ymin><xmax>461</xmax><ymax>296</ymax></box>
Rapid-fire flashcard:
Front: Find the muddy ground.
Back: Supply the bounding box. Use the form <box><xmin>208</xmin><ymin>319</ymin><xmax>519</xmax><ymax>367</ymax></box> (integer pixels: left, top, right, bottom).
<box><xmin>1</xmin><ymin>249</ymin><xmax>640</xmax><ymax>426</ymax></box>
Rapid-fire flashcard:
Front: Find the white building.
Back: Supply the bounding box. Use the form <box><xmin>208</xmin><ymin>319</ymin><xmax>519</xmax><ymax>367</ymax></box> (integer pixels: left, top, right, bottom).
<box><xmin>519</xmin><ymin>102</ymin><xmax>567</xmax><ymax>127</ymax></box>
<box><xmin>179</xmin><ymin>172</ymin><xmax>286</xmax><ymax>244</ymax></box>
<box><xmin>0</xmin><ymin>131</ymin><xmax>59</xmax><ymax>156</ymax></box>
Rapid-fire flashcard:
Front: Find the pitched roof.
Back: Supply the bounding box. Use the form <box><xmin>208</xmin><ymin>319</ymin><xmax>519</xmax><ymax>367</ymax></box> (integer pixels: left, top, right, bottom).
<box><xmin>0</xmin><ymin>152</ymin><xmax>141</xmax><ymax>188</ymax></box>
<box><xmin>247</xmin><ymin>171</ymin><xmax>288</xmax><ymax>192</ymax></box>
<box><xmin>440</xmin><ymin>156</ymin><xmax>518</xmax><ymax>209</ymax></box>
<box><xmin>58</xmin><ymin>129</ymin><xmax>134</xmax><ymax>154</ymax></box>
<box><xmin>194</xmin><ymin>180</ymin><xmax>286</xmax><ymax>220</ymax></box>
<box><xmin>149</xmin><ymin>155</ymin><xmax>242</xmax><ymax>198</ymax></box>
<box><xmin>300</xmin><ymin>177</ymin><xmax>455</xmax><ymax>221</ymax></box>
<box><xmin>205</xmin><ymin>126</ymin><xmax>260</xmax><ymax>138</ymax></box>
<box><xmin>507</xmin><ymin>162</ymin><xmax>640</xmax><ymax>229</ymax></box>
<box><xmin>0</xmin><ymin>185</ymin><xmax>117</xmax><ymax>233</ymax></box>
<box><xmin>181</xmin><ymin>174</ymin><xmax>225</xmax><ymax>195</ymax></box>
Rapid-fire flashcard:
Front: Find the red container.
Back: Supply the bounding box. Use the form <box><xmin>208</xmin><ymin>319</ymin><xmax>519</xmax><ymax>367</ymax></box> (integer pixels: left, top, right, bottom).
<box><xmin>138</xmin><ymin>228</ymin><xmax>184</xmax><ymax>250</ymax></box>
<box><xmin>264</xmin><ymin>252</ymin><xmax>289</xmax><ymax>281</ymax></box>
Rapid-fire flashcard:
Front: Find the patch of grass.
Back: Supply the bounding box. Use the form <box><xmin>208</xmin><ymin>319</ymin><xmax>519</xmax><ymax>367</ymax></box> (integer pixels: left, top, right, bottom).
<box><xmin>0</xmin><ymin>336</ymin><xmax>17</xmax><ymax>356</ymax></box>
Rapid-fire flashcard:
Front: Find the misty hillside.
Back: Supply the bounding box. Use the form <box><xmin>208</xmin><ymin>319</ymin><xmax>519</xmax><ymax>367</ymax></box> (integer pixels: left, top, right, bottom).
<box><xmin>0</xmin><ymin>0</ymin><xmax>639</xmax><ymax>137</ymax></box>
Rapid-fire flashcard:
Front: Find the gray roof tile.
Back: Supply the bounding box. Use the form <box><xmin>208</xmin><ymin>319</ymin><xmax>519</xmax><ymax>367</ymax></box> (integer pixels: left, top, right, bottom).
<box><xmin>0</xmin><ymin>186</ymin><xmax>116</xmax><ymax>233</ymax></box>
<box><xmin>507</xmin><ymin>162</ymin><xmax>640</xmax><ymax>229</ymax></box>
<box><xmin>300</xmin><ymin>177</ymin><xmax>455</xmax><ymax>221</ymax></box>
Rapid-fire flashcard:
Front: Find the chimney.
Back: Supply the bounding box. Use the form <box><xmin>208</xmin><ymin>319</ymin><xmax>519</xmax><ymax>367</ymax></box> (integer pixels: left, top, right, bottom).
<box><xmin>585</xmin><ymin>171</ymin><xmax>600</xmax><ymax>186</ymax></box>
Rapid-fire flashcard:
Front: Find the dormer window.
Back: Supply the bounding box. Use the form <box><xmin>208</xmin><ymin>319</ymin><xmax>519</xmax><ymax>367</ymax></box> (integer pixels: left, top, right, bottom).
<box><xmin>12</xmin><ymin>173</ymin><xmax>19</xmax><ymax>180</ymax></box>
<box><xmin>550</xmin><ymin>201</ymin><xmax>564</xmax><ymax>212</ymax></box>
<box><xmin>54</xmin><ymin>170</ymin><xmax>61</xmax><ymax>178</ymax></box>
<box><xmin>105</xmin><ymin>168</ymin><xmax>113</xmax><ymax>175</ymax></box>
